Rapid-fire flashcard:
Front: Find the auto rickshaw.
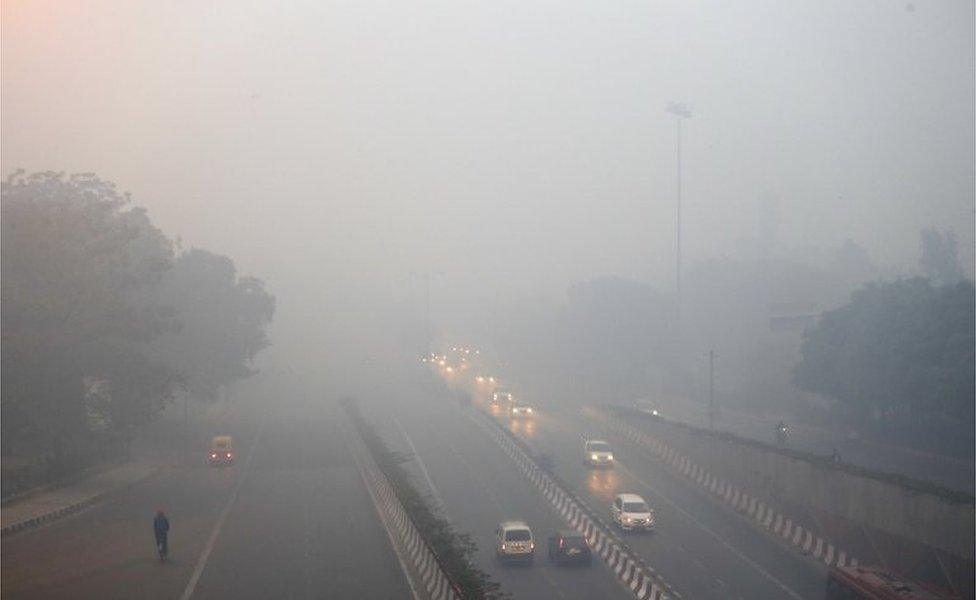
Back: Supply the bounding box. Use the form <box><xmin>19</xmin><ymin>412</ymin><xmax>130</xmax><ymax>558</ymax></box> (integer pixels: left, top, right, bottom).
<box><xmin>208</xmin><ymin>435</ymin><xmax>235</xmax><ymax>466</ymax></box>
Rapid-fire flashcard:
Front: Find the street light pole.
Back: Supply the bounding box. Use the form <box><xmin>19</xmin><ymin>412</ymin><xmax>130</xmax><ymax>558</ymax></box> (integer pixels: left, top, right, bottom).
<box><xmin>424</xmin><ymin>272</ymin><xmax>431</xmax><ymax>353</ymax></box>
<box><xmin>708</xmin><ymin>349</ymin><xmax>716</xmax><ymax>430</ymax></box>
<box><xmin>409</xmin><ymin>271</ymin><xmax>432</xmax><ymax>354</ymax></box>
<box><xmin>666</xmin><ymin>102</ymin><xmax>692</xmax><ymax>319</ymax></box>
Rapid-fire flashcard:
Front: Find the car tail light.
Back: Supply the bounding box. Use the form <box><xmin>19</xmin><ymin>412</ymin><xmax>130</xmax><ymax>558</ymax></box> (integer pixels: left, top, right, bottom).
<box><xmin>559</xmin><ymin>538</ymin><xmax>565</xmax><ymax>549</ymax></box>
<box><xmin>226</xmin><ymin>453</ymin><xmax>232</xmax><ymax>458</ymax></box>
<box><xmin>211</xmin><ymin>453</ymin><xmax>218</xmax><ymax>458</ymax></box>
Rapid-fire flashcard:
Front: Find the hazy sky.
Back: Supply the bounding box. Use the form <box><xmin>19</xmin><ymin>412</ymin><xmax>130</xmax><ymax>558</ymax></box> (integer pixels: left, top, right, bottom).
<box><xmin>3</xmin><ymin>1</ymin><xmax>974</xmax><ymax>356</ymax></box>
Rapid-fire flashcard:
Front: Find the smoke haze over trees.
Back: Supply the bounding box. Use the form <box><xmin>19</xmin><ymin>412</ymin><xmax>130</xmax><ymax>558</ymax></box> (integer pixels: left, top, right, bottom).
<box><xmin>1</xmin><ymin>171</ymin><xmax>275</xmax><ymax>479</ymax></box>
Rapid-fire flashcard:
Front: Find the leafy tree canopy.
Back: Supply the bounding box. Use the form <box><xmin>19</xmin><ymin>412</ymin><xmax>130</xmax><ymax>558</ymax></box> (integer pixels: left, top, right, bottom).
<box><xmin>794</xmin><ymin>278</ymin><xmax>975</xmax><ymax>428</ymax></box>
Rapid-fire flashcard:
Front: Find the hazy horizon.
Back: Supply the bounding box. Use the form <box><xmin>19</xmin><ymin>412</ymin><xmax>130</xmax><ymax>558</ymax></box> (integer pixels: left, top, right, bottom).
<box><xmin>4</xmin><ymin>1</ymin><xmax>974</xmax><ymax>359</ymax></box>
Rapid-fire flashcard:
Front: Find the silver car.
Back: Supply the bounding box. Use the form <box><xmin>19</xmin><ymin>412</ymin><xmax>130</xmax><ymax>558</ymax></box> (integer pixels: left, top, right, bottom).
<box><xmin>611</xmin><ymin>493</ymin><xmax>655</xmax><ymax>531</ymax></box>
<box><xmin>583</xmin><ymin>439</ymin><xmax>614</xmax><ymax>467</ymax></box>
<box><xmin>495</xmin><ymin>521</ymin><xmax>535</xmax><ymax>563</ymax></box>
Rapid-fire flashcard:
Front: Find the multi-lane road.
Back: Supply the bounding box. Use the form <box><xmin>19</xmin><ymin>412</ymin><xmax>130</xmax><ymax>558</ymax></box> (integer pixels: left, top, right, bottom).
<box><xmin>379</xmin><ymin>394</ymin><xmax>634</xmax><ymax>600</ymax></box>
<box><xmin>2</xmin><ymin>394</ymin><xmax>413</xmax><ymax>600</ymax></box>
<box><xmin>4</xmin><ymin>362</ymin><xmax>834</xmax><ymax>600</ymax></box>
<box><xmin>370</xmin><ymin>363</ymin><xmax>829</xmax><ymax>600</ymax></box>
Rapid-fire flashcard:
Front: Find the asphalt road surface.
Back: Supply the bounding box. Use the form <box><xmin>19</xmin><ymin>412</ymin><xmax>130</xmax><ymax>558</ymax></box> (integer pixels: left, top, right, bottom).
<box><xmin>1</xmin><ymin>395</ymin><xmax>412</xmax><ymax>600</ymax></box>
<box><xmin>435</xmin><ymin>384</ymin><xmax>829</xmax><ymax>600</ymax></box>
<box><xmin>376</xmin><ymin>392</ymin><xmax>635</xmax><ymax>600</ymax></box>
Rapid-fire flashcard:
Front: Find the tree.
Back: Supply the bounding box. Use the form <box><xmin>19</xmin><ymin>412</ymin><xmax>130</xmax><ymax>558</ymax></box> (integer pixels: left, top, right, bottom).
<box><xmin>150</xmin><ymin>249</ymin><xmax>276</xmax><ymax>401</ymax></box>
<box><xmin>1</xmin><ymin>171</ymin><xmax>177</xmax><ymax>464</ymax></box>
<box><xmin>919</xmin><ymin>228</ymin><xmax>966</xmax><ymax>285</ymax></box>
<box><xmin>794</xmin><ymin>278</ymin><xmax>975</xmax><ymax>443</ymax></box>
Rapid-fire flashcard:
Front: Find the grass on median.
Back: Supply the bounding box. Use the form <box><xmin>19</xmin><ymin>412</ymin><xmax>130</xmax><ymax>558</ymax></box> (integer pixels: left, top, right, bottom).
<box><xmin>340</xmin><ymin>398</ymin><xmax>507</xmax><ymax>600</ymax></box>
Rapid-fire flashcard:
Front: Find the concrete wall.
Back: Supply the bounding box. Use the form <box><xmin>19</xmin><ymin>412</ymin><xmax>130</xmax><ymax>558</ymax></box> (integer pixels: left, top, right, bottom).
<box><xmin>625</xmin><ymin>411</ymin><xmax>974</xmax><ymax>562</ymax></box>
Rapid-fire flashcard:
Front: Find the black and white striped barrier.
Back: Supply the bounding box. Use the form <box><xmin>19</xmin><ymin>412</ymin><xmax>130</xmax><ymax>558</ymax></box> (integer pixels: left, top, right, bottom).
<box><xmin>468</xmin><ymin>409</ymin><xmax>681</xmax><ymax>600</ymax></box>
<box><xmin>344</xmin><ymin>419</ymin><xmax>462</xmax><ymax>600</ymax></box>
<box><xmin>586</xmin><ymin>407</ymin><xmax>859</xmax><ymax>570</ymax></box>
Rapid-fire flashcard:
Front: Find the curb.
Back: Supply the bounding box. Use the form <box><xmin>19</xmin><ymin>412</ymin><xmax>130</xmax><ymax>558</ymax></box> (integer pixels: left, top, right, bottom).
<box><xmin>586</xmin><ymin>407</ymin><xmax>859</xmax><ymax>570</ymax></box>
<box><xmin>341</xmin><ymin>412</ymin><xmax>461</xmax><ymax>600</ymax></box>
<box><xmin>466</xmin><ymin>407</ymin><xmax>681</xmax><ymax>600</ymax></box>
<box><xmin>1</xmin><ymin>465</ymin><xmax>165</xmax><ymax>538</ymax></box>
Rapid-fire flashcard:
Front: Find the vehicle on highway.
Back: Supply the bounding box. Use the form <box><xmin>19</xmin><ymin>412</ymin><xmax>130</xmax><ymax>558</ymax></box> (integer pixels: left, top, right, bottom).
<box><xmin>509</xmin><ymin>404</ymin><xmax>534</xmax><ymax>418</ymax></box>
<box><xmin>495</xmin><ymin>521</ymin><xmax>535</xmax><ymax>563</ymax></box>
<box><xmin>634</xmin><ymin>400</ymin><xmax>664</xmax><ymax>421</ymax></box>
<box><xmin>208</xmin><ymin>435</ymin><xmax>235</xmax><ymax>466</ymax></box>
<box><xmin>826</xmin><ymin>565</ymin><xmax>961</xmax><ymax>599</ymax></box>
<box><xmin>583</xmin><ymin>439</ymin><xmax>614</xmax><ymax>467</ymax></box>
<box><xmin>776</xmin><ymin>420</ymin><xmax>789</xmax><ymax>447</ymax></box>
<box><xmin>547</xmin><ymin>530</ymin><xmax>592</xmax><ymax>565</ymax></box>
<box><xmin>491</xmin><ymin>390</ymin><xmax>514</xmax><ymax>406</ymax></box>
<box><xmin>611</xmin><ymin>493</ymin><xmax>655</xmax><ymax>531</ymax></box>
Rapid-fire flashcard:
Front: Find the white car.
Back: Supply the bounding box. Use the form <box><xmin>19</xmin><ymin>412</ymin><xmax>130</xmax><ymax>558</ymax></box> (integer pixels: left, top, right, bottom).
<box><xmin>583</xmin><ymin>439</ymin><xmax>614</xmax><ymax>467</ymax></box>
<box><xmin>510</xmin><ymin>405</ymin><xmax>534</xmax><ymax>418</ymax></box>
<box><xmin>495</xmin><ymin>521</ymin><xmax>535</xmax><ymax>563</ymax></box>
<box><xmin>611</xmin><ymin>493</ymin><xmax>655</xmax><ymax>531</ymax></box>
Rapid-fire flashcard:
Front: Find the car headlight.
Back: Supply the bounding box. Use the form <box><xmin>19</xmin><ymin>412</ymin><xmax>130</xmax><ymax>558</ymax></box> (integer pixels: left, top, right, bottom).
<box><xmin>607</xmin><ymin>454</ymin><xmax>614</xmax><ymax>461</ymax></box>
<box><xmin>591</xmin><ymin>453</ymin><xmax>598</xmax><ymax>460</ymax></box>
<box><xmin>622</xmin><ymin>516</ymin><xmax>632</xmax><ymax>523</ymax></box>
<box><xmin>526</xmin><ymin>408</ymin><xmax>533</xmax><ymax>413</ymax></box>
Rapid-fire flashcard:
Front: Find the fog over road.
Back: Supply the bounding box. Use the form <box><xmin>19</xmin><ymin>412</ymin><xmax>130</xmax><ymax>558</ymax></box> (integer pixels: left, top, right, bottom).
<box><xmin>1</xmin><ymin>393</ymin><xmax>412</xmax><ymax>600</ymax></box>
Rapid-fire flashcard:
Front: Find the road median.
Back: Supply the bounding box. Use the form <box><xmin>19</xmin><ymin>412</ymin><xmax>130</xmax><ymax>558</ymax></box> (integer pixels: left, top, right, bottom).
<box><xmin>339</xmin><ymin>398</ymin><xmax>503</xmax><ymax>600</ymax></box>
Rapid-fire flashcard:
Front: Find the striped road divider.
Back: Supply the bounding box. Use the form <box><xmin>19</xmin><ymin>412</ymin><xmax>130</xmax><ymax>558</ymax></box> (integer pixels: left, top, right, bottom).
<box><xmin>467</xmin><ymin>408</ymin><xmax>682</xmax><ymax>600</ymax></box>
<box><xmin>342</xmin><ymin>416</ymin><xmax>462</xmax><ymax>600</ymax></box>
<box><xmin>585</xmin><ymin>407</ymin><xmax>858</xmax><ymax>570</ymax></box>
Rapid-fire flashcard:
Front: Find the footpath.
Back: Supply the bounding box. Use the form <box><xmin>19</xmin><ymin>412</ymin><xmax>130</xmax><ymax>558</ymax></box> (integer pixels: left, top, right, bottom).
<box><xmin>1</xmin><ymin>463</ymin><xmax>161</xmax><ymax>536</ymax></box>
<box><xmin>1</xmin><ymin>399</ymin><xmax>232</xmax><ymax>537</ymax></box>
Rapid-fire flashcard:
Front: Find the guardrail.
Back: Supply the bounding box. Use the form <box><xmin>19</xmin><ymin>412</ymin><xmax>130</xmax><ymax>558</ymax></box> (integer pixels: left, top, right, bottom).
<box><xmin>466</xmin><ymin>407</ymin><xmax>682</xmax><ymax>600</ymax></box>
<box><xmin>586</xmin><ymin>406</ymin><xmax>859</xmax><ymax>569</ymax></box>
<box><xmin>341</xmin><ymin>413</ymin><xmax>463</xmax><ymax>600</ymax></box>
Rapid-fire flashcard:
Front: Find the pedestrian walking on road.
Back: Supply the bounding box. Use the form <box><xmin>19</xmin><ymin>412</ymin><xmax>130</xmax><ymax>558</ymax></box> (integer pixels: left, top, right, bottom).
<box><xmin>154</xmin><ymin>509</ymin><xmax>170</xmax><ymax>561</ymax></box>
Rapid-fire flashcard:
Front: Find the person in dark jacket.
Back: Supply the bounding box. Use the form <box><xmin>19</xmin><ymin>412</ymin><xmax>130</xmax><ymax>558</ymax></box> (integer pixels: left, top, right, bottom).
<box><xmin>154</xmin><ymin>509</ymin><xmax>170</xmax><ymax>558</ymax></box>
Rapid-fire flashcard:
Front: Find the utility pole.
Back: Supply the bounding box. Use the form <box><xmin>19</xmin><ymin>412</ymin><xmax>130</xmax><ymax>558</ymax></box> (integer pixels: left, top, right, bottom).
<box><xmin>424</xmin><ymin>273</ymin><xmax>431</xmax><ymax>354</ymax></box>
<box><xmin>666</xmin><ymin>102</ymin><xmax>692</xmax><ymax>319</ymax></box>
<box><xmin>409</xmin><ymin>271</ymin><xmax>432</xmax><ymax>354</ymax></box>
<box><xmin>708</xmin><ymin>350</ymin><xmax>715</xmax><ymax>430</ymax></box>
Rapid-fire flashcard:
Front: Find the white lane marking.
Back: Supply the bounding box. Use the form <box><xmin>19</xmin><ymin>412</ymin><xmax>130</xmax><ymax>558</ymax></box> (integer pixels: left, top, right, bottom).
<box><xmin>615</xmin><ymin>462</ymin><xmax>804</xmax><ymax>600</ymax></box>
<box><xmin>395</xmin><ymin>419</ymin><xmax>446</xmax><ymax>509</ymax></box>
<box><xmin>179</xmin><ymin>418</ymin><xmax>267</xmax><ymax>600</ymax></box>
<box><xmin>444</xmin><ymin>436</ymin><xmax>572</xmax><ymax>599</ymax></box>
<box><xmin>343</xmin><ymin>420</ymin><xmax>424</xmax><ymax>600</ymax></box>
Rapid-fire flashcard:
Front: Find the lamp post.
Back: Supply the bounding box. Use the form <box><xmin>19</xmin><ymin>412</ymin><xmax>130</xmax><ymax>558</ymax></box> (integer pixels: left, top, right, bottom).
<box><xmin>666</xmin><ymin>102</ymin><xmax>692</xmax><ymax>318</ymax></box>
<box><xmin>409</xmin><ymin>271</ymin><xmax>431</xmax><ymax>353</ymax></box>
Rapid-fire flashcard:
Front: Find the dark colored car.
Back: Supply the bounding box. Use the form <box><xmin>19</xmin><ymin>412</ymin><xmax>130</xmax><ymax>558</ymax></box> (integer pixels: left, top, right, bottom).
<box><xmin>547</xmin><ymin>530</ymin><xmax>592</xmax><ymax>565</ymax></box>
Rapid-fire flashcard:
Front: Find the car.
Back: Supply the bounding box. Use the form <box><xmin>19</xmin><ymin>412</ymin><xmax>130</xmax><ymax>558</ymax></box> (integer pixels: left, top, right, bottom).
<box><xmin>583</xmin><ymin>439</ymin><xmax>614</xmax><ymax>467</ymax></box>
<box><xmin>495</xmin><ymin>521</ymin><xmax>535</xmax><ymax>563</ymax></box>
<box><xmin>634</xmin><ymin>400</ymin><xmax>664</xmax><ymax>421</ymax></box>
<box><xmin>491</xmin><ymin>390</ymin><xmax>514</xmax><ymax>406</ymax></box>
<box><xmin>547</xmin><ymin>530</ymin><xmax>592</xmax><ymax>565</ymax></box>
<box><xmin>509</xmin><ymin>404</ymin><xmax>534</xmax><ymax>418</ymax></box>
<box><xmin>208</xmin><ymin>435</ymin><xmax>235</xmax><ymax>466</ymax></box>
<box><xmin>611</xmin><ymin>493</ymin><xmax>655</xmax><ymax>531</ymax></box>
